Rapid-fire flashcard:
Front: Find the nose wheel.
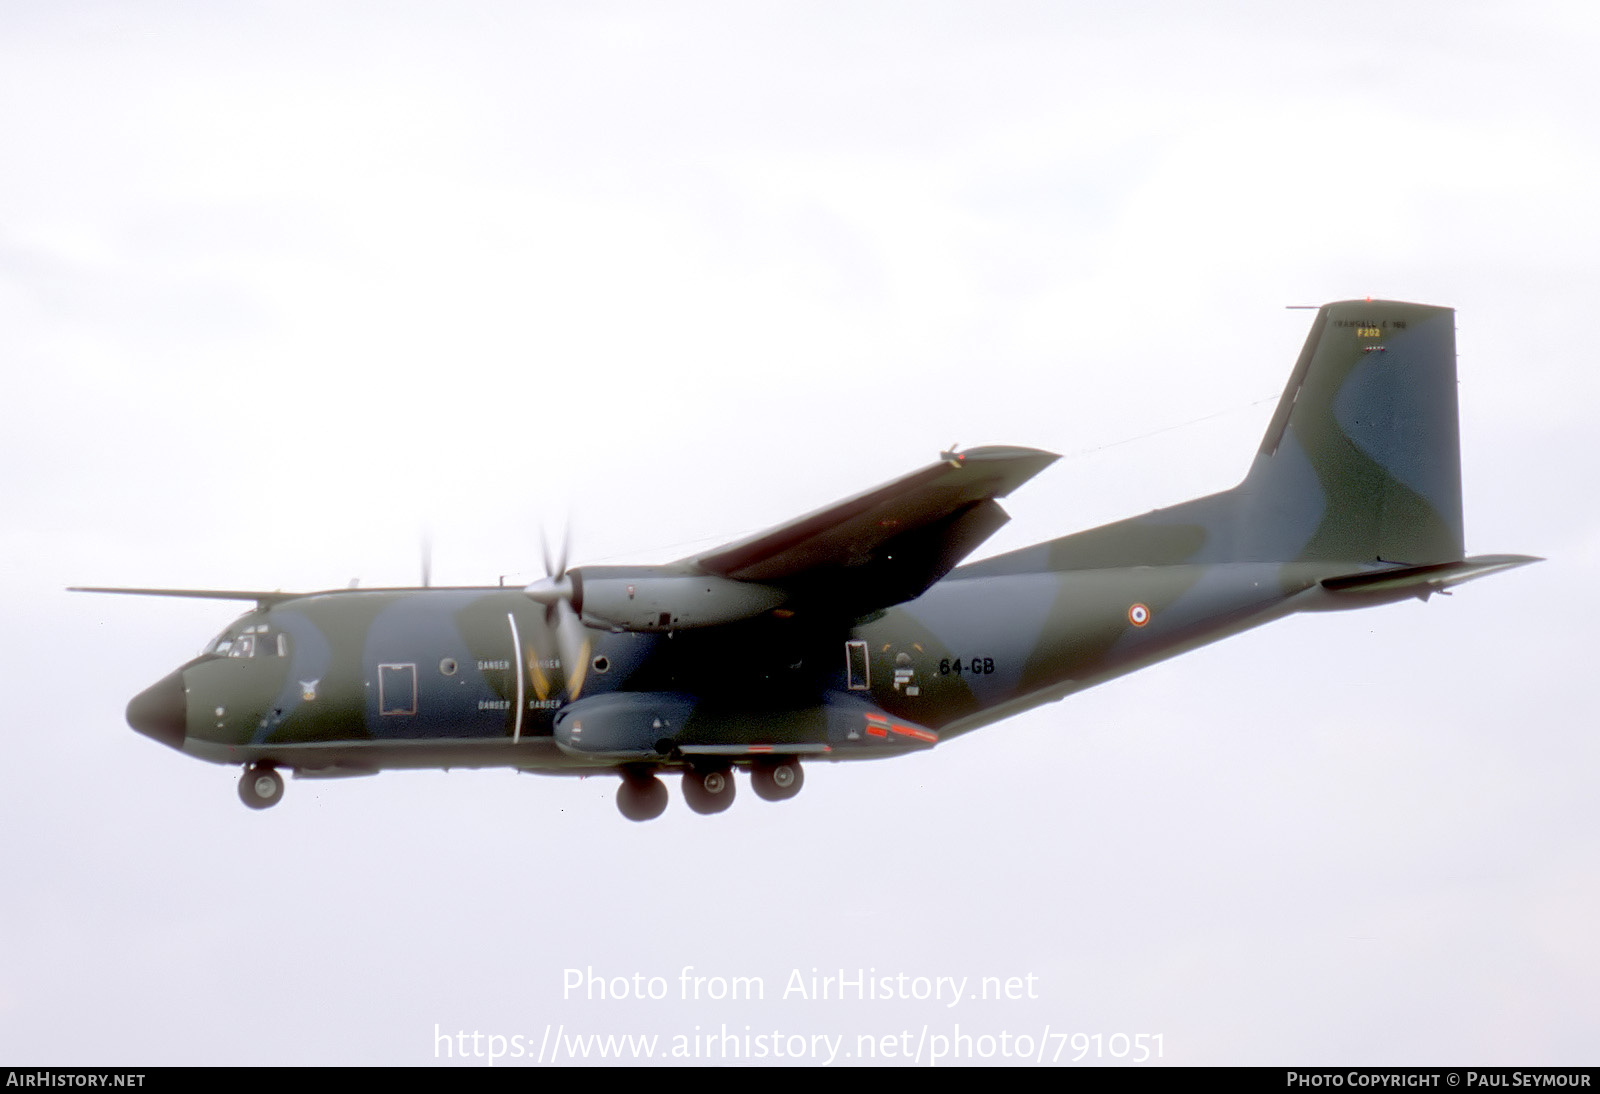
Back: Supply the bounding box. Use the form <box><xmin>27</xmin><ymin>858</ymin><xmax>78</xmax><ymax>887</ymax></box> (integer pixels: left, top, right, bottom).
<box><xmin>238</xmin><ymin>764</ymin><xmax>284</xmax><ymax>810</ymax></box>
<box><xmin>750</xmin><ymin>757</ymin><xmax>804</xmax><ymax>802</ymax></box>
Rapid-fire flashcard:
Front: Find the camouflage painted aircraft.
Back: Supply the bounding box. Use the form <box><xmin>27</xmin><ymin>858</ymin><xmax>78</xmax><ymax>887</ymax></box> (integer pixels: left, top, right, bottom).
<box><xmin>78</xmin><ymin>300</ymin><xmax>1537</xmax><ymax>819</ymax></box>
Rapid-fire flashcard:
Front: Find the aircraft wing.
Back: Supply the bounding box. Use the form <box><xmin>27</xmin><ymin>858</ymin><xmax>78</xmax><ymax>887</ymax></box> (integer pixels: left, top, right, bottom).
<box><xmin>69</xmin><ymin>586</ymin><xmax>302</xmax><ymax>607</ymax></box>
<box><xmin>683</xmin><ymin>445</ymin><xmax>1057</xmax><ymax>617</ymax></box>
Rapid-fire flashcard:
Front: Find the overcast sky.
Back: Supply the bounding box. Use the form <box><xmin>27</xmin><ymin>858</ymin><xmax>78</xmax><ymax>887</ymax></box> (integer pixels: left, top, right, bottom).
<box><xmin>2</xmin><ymin>1</ymin><xmax>1595</xmax><ymax>1066</ymax></box>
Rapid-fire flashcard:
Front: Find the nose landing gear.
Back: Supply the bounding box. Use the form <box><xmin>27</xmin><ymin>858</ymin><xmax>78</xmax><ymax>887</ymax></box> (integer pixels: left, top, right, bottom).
<box><xmin>238</xmin><ymin>764</ymin><xmax>284</xmax><ymax>810</ymax></box>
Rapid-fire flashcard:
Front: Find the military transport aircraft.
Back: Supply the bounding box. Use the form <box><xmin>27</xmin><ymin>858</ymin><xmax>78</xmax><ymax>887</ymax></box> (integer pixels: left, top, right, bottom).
<box><xmin>77</xmin><ymin>300</ymin><xmax>1537</xmax><ymax>820</ymax></box>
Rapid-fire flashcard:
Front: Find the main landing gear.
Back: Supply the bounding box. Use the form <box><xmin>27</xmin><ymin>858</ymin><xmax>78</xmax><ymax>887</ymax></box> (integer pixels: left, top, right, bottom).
<box><xmin>616</xmin><ymin>768</ymin><xmax>670</xmax><ymax>822</ymax></box>
<box><xmin>612</xmin><ymin>758</ymin><xmax>804</xmax><ymax>820</ymax></box>
<box><xmin>750</xmin><ymin>757</ymin><xmax>804</xmax><ymax>802</ymax></box>
<box><xmin>682</xmin><ymin>766</ymin><xmax>736</xmax><ymax>815</ymax></box>
<box><xmin>238</xmin><ymin>764</ymin><xmax>284</xmax><ymax>810</ymax></box>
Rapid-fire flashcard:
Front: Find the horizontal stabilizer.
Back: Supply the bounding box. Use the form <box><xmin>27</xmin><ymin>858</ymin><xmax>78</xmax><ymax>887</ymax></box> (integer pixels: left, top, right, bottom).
<box><xmin>1321</xmin><ymin>554</ymin><xmax>1542</xmax><ymax>600</ymax></box>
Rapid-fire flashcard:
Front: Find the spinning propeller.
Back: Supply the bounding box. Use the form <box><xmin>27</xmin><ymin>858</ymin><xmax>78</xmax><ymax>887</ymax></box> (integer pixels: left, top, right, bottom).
<box><xmin>524</xmin><ymin>527</ymin><xmax>592</xmax><ymax>701</ymax></box>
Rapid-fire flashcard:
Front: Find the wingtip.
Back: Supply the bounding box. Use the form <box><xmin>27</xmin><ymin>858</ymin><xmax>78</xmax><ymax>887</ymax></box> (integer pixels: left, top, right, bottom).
<box><xmin>951</xmin><ymin>444</ymin><xmax>1060</xmax><ymax>464</ymax></box>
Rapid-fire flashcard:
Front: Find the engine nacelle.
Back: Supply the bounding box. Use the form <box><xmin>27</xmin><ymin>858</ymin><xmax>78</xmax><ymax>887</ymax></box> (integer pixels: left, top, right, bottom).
<box><xmin>573</xmin><ymin>567</ymin><xmax>787</xmax><ymax>632</ymax></box>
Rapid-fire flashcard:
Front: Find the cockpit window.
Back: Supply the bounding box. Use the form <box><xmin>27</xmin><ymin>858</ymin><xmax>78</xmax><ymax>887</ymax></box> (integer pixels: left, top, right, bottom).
<box><xmin>207</xmin><ymin>623</ymin><xmax>286</xmax><ymax>659</ymax></box>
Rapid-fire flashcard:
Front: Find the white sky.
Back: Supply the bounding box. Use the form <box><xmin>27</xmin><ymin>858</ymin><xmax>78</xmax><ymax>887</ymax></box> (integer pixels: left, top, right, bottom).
<box><xmin>2</xmin><ymin>0</ymin><xmax>1595</xmax><ymax>1066</ymax></box>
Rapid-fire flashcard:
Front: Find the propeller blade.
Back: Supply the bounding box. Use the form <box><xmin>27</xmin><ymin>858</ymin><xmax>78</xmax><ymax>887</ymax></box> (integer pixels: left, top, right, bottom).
<box><xmin>529</xmin><ymin>522</ymin><xmax>584</xmax><ymax>691</ymax></box>
<box><xmin>528</xmin><ymin>647</ymin><xmax>550</xmax><ymax>702</ymax></box>
<box><xmin>555</xmin><ymin>599</ymin><xmax>591</xmax><ymax>701</ymax></box>
<box><xmin>540</xmin><ymin>523</ymin><xmax>572</xmax><ymax>580</ymax></box>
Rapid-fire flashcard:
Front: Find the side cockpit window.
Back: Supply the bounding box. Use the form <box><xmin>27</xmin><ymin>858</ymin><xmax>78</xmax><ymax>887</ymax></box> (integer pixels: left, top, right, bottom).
<box><xmin>210</xmin><ymin>623</ymin><xmax>288</xmax><ymax>659</ymax></box>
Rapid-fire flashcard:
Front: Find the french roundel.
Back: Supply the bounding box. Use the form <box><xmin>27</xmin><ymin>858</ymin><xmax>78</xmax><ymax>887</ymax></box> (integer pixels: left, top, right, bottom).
<box><xmin>1128</xmin><ymin>603</ymin><xmax>1150</xmax><ymax>627</ymax></box>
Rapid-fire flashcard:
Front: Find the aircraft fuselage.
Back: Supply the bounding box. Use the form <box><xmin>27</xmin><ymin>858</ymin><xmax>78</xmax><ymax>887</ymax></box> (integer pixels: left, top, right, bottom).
<box><xmin>136</xmin><ymin>559</ymin><xmax>1349</xmax><ymax>776</ymax></box>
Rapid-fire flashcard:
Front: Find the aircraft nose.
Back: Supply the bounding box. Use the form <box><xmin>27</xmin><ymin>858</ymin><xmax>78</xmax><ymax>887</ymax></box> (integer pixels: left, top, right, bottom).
<box><xmin>126</xmin><ymin>670</ymin><xmax>187</xmax><ymax>750</ymax></box>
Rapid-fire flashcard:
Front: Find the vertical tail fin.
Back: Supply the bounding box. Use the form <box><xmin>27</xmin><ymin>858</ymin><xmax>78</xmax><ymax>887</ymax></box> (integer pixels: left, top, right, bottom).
<box><xmin>1239</xmin><ymin>300</ymin><xmax>1463</xmax><ymax>565</ymax></box>
<box><xmin>1000</xmin><ymin>299</ymin><xmax>1468</xmax><ymax>574</ymax></box>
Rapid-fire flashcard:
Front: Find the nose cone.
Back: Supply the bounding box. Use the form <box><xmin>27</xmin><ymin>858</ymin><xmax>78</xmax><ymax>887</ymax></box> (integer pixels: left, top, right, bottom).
<box><xmin>127</xmin><ymin>670</ymin><xmax>187</xmax><ymax>750</ymax></box>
